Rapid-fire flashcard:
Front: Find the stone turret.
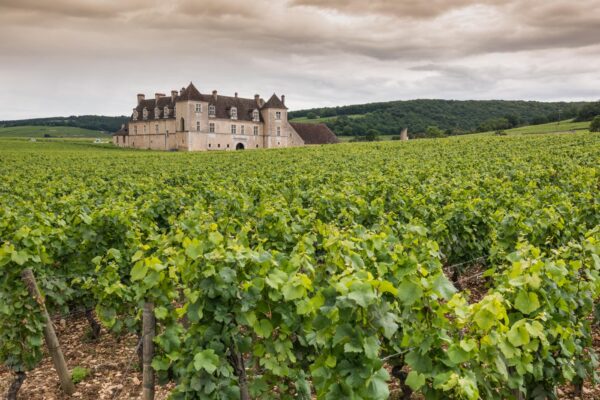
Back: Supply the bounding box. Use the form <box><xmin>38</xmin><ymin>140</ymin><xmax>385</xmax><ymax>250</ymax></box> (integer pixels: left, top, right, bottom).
<box><xmin>401</xmin><ymin>128</ymin><xmax>409</xmax><ymax>141</ymax></box>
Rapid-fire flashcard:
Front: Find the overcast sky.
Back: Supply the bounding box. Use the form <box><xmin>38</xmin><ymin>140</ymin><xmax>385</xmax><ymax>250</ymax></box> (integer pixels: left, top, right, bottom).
<box><xmin>1</xmin><ymin>0</ymin><xmax>599</xmax><ymax>119</ymax></box>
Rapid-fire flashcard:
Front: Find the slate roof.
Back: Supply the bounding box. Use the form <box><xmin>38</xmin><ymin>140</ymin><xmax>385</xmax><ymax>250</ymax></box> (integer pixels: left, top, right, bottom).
<box><xmin>290</xmin><ymin>123</ymin><xmax>339</xmax><ymax>145</ymax></box>
<box><xmin>113</xmin><ymin>125</ymin><xmax>128</xmax><ymax>136</ymax></box>
<box><xmin>262</xmin><ymin>94</ymin><xmax>287</xmax><ymax>109</ymax></box>
<box><xmin>130</xmin><ymin>82</ymin><xmax>269</xmax><ymax>122</ymax></box>
<box><xmin>133</xmin><ymin>96</ymin><xmax>176</xmax><ymax>121</ymax></box>
<box><xmin>178</xmin><ymin>82</ymin><xmax>203</xmax><ymax>101</ymax></box>
<box><xmin>199</xmin><ymin>93</ymin><xmax>263</xmax><ymax>122</ymax></box>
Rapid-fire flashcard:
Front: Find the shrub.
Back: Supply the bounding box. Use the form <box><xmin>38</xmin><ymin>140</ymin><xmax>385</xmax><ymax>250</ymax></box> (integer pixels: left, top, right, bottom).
<box><xmin>425</xmin><ymin>126</ymin><xmax>445</xmax><ymax>138</ymax></box>
<box><xmin>495</xmin><ymin>130</ymin><xmax>507</xmax><ymax>136</ymax></box>
<box><xmin>576</xmin><ymin>101</ymin><xmax>600</xmax><ymax>121</ymax></box>
<box><xmin>71</xmin><ymin>366</ymin><xmax>89</xmax><ymax>384</ymax></box>
<box><xmin>365</xmin><ymin>129</ymin><xmax>380</xmax><ymax>141</ymax></box>
<box><xmin>590</xmin><ymin>116</ymin><xmax>600</xmax><ymax>132</ymax></box>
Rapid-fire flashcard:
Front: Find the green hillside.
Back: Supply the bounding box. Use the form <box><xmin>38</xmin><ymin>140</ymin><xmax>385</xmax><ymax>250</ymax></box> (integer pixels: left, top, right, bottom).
<box><xmin>0</xmin><ymin>115</ymin><xmax>128</xmax><ymax>133</ymax></box>
<box><xmin>0</xmin><ymin>125</ymin><xmax>107</xmax><ymax>138</ymax></box>
<box><xmin>480</xmin><ymin>119</ymin><xmax>590</xmax><ymax>136</ymax></box>
<box><xmin>289</xmin><ymin>99</ymin><xmax>594</xmax><ymax>136</ymax></box>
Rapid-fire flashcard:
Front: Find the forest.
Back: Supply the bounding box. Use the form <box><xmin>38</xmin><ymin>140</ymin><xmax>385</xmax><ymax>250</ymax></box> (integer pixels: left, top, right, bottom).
<box><xmin>289</xmin><ymin>99</ymin><xmax>598</xmax><ymax>137</ymax></box>
<box><xmin>0</xmin><ymin>115</ymin><xmax>128</xmax><ymax>133</ymax></box>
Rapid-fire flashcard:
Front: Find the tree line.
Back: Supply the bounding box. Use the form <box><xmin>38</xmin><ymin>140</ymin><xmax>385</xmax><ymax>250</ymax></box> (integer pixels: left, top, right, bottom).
<box><xmin>0</xmin><ymin>115</ymin><xmax>129</xmax><ymax>133</ymax></box>
<box><xmin>290</xmin><ymin>99</ymin><xmax>599</xmax><ymax>137</ymax></box>
<box><xmin>2</xmin><ymin>100</ymin><xmax>599</xmax><ymax>138</ymax></box>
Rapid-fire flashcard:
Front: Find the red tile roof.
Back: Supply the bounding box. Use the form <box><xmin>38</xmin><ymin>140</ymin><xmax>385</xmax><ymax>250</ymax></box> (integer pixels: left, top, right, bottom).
<box><xmin>290</xmin><ymin>123</ymin><xmax>339</xmax><ymax>145</ymax></box>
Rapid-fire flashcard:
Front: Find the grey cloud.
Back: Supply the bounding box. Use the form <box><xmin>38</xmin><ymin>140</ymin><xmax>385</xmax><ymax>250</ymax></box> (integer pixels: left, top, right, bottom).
<box><xmin>0</xmin><ymin>0</ymin><xmax>146</xmax><ymax>18</ymax></box>
<box><xmin>291</xmin><ymin>0</ymin><xmax>503</xmax><ymax>18</ymax></box>
<box><xmin>0</xmin><ymin>0</ymin><xmax>599</xmax><ymax>119</ymax></box>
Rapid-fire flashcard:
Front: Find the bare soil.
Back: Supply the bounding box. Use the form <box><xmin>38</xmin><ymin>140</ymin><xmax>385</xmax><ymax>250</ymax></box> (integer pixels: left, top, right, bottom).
<box><xmin>0</xmin><ymin>315</ymin><xmax>174</xmax><ymax>400</ymax></box>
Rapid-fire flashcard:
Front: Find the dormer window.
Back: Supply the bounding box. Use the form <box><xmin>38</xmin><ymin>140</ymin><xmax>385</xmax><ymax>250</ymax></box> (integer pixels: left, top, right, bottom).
<box><xmin>230</xmin><ymin>107</ymin><xmax>238</xmax><ymax>120</ymax></box>
<box><xmin>275</xmin><ymin>111</ymin><xmax>281</xmax><ymax>120</ymax></box>
<box><xmin>195</xmin><ymin>104</ymin><xmax>202</xmax><ymax>113</ymax></box>
<box><xmin>252</xmin><ymin>109</ymin><xmax>259</xmax><ymax>122</ymax></box>
<box><xmin>142</xmin><ymin>107</ymin><xmax>148</xmax><ymax>120</ymax></box>
<box><xmin>164</xmin><ymin>106</ymin><xmax>169</xmax><ymax>118</ymax></box>
<box><xmin>154</xmin><ymin>107</ymin><xmax>160</xmax><ymax>119</ymax></box>
<box><xmin>208</xmin><ymin>105</ymin><xmax>216</xmax><ymax>117</ymax></box>
<box><xmin>132</xmin><ymin>110</ymin><xmax>138</xmax><ymax>121</ymax></box>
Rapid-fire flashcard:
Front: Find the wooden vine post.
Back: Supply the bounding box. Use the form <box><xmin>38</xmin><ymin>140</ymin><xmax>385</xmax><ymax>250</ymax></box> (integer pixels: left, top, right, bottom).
<box><xmin>142</xmin><ymin>302</ymin><xmax>156</xmax><ymax>400</ymax></box>
<box><xmin>20</xmin><ymin>268</ymin><xmax>75</xmax><ymax>395</ymax></box>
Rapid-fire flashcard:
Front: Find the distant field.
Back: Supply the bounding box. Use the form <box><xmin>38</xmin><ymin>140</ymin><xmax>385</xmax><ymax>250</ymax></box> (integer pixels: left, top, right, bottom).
<box><xmin>290</xmin><ymin>114</ymin><xmax>362</xmax><ymax>124</ymax></box>
<box><xmin>480</xmin><ymin>119</ymin><xmax>590</xmax><ymax>136</ymax></box>
<box><xmin>0</xmin><ymin>125</ymin><xmax>108</xmax><ymax>138</ymax></box>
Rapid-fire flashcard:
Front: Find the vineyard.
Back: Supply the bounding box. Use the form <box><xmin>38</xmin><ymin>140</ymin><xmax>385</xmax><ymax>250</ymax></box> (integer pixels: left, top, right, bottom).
<box><xmin>1</xmin><ymin>133</ymin><xmax>599</xmax><ymax>399</ymax></box>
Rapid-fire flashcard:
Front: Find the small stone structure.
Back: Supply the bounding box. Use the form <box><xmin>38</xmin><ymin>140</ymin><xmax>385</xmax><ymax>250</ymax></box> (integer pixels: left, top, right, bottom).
<box><xmin>400</xmin><ymin>128</ymin><xmax>409</xmax><ymax>141</ymax></box>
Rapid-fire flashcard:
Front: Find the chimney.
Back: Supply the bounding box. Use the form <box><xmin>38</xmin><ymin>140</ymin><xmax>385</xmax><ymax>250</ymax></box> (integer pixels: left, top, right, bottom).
<box><xmin>212</xmin><ymin>90</ymin><xmax>218</xmax><ymax>101</ymax></box>
<box><xmin>137</xmin><ymin>93</ymin><xmax>145</xmax><ymax>104</ymax></box>
<box><xmin>171</xmin><ymin>90</ymin><xmax>178</xmax><ymax>101</ymax></box>
<box><xmin>155</xmin><ymin>93</ymin><xmax>165</xmax><ymax>102</ymax></box>
<box><xmin>254</xmin><ymin>94</ymin><xmax>260</xmax><ymax>104</ymax></box>
<box><xmin>180</xmin><ymin>87</ymin><xmax>185</xmax><ymax>96</ymax></box>
<box><xmin>259</xmin><ymin>98</ymin><xmax>265</xmax><ymax>107</ymax></box>
<box><xmin>281</xmin><ymin>95</ymin><xmax>285</xmax><ymax>105</ymax></box>
<box><xmin>234</xmin><ymin>92</ymin><xmax>238</xmax><ymax>98</ymax></box>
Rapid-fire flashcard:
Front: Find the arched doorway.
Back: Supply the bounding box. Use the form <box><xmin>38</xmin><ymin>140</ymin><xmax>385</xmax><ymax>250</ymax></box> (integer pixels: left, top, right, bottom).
<box><xmin>236</xmin><ymin>143</ymin><xmax>245</xmax><ymax>150</ymax></box>
<box><xmin>180</xmin><ymin>118</ymin><xmax>185</xmax><ymax>132</ymax></box>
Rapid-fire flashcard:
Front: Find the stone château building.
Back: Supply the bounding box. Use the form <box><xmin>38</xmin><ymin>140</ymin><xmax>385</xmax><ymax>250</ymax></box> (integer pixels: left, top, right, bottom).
<box><xmin>112</xmin><ymin>82</ymin><xmax>338</xmax><ymax>151</ymax></box>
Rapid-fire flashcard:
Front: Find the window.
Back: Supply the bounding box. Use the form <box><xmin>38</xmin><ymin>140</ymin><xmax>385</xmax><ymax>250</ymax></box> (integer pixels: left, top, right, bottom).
<box><xmin>195</xmin><ymin>104</ymin><xmax>202</xmax><ymax>113</ymax></box>
<box><xmin>209</xmin><ymin>123</ymin><xmax>215</xmax><ymax>133</ymax></box>
<box><xmin>230</xmin><ymin>107</ymin><xmax>238</xmax><ymax>120</ymax></box>
<box><xmin>276</xmin><ymin>127</ymin><xmax>281</xmax><ymax>136</ymax></box>
<box><xmin>231</xmin><ymin>125</ymin><xmax>237</xmax><ymax>134</ymax></box>
<box><xmin>134</xmin><ymin>126</ymin><xmax>138</xmax><ymax>135</ymax></box>
<box><xmin>154</xmin><ymin>108</ymin><xmax>160</xmax><ymax>119</ymax></box>
<box><xmin>209</xmin><ymin>144</ymin><xmax>211</xmax><ymax>148</ymax></box>
<box><xmin>143</xmin><ymin>108</ymin><xmax>148</xmax><ymax>120</ymax></box>
<box><xmin>143</xmin><ymin>125</ymin><xmax>147</xmax><ymax>134</ymax></box>
<box><xmin>227</xmin><ymin>144</ymin><xmax>230</xmax><ymax>148</ymax></box>
<box><xmin>133</xmin><ymin>110</ymin><xmax>138</xmax><ymax>121</ymax></box>
<box><xmin>196</xmin><ymin>121</ymin><xmax>200</xmax><ymax>131</ymax></box>
<box><xmin>253</xmin><ymin>126</ymin><xmax>258</xmax><ymax>136</ymax></box>
<box><xmin>218</xmin><ymin>144</ymin><xmax>220</xmax><ymax>148</ymax></box>
<box><xmin>275</xmin><ymin>111</ymin><xmax>281</xmax><ymax>120</ymax></box>
<box><xmin>209</xmin><ymin>105</ymin><xmax>216</xmax><ymax>117</ymax></box>
<box><xmin>252</xmin><ymin>109</ymin><xmax>259</xmax><ymax>122</ymax></box>
<box><xmin>155</xmin><ymin>124</ymin><xmax>159</xmax><ymax>134</ymax></box>
<box><xmin>164</xmin><ymin>106</ymin><xmax>169</xmax><ymax>118</ymax></box>
<box><xmin>241</xmin><ymin>125</ymin><xmax>245</xmax><ymax>135</ymax></box>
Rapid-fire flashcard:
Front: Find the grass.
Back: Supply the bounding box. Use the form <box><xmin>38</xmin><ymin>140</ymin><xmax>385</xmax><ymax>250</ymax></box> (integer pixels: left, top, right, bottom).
<box><xmin>0</xmin><ymin>125</ymin><xmax>108</xmax><ymax>138</ymax></box>
<box><xmin>479</xmin><ymin>119</ymin><xmax>590</xmax><ymax>136</ymax></box>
